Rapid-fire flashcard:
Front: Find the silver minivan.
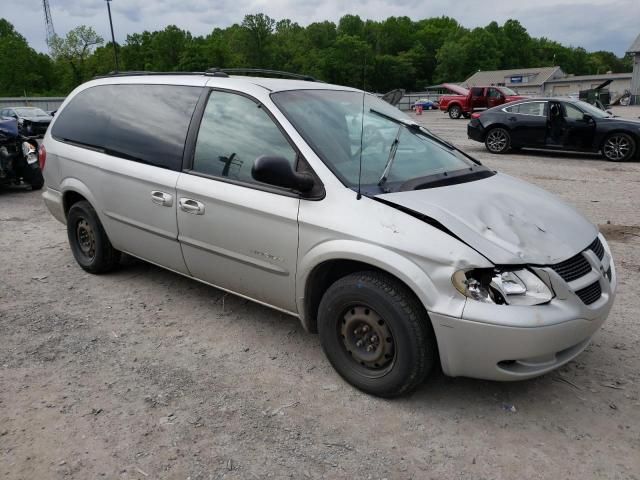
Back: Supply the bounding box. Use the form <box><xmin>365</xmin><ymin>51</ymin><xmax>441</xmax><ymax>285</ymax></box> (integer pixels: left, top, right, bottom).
<box><xmin>42</xmin><ymin>72</ymin><xmax>616</xmax><ymax>397</ymax></box>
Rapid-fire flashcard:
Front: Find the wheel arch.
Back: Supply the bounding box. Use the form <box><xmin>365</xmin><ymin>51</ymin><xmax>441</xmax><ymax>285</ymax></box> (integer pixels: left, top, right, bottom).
<box><xmin>60</xmin><ymin>178</ymin><xmax>99</xmax><ymax>219</ymax></box>
<box><xmin>482</xmin><ymin>123</ymin><xmax>510</xmax><ymax>141</ymax></box>
<box><xmin>600</xmin><ymin>129</ymin><xmax>639</xmax><ymax>151</ymax></box>
<box><xmin>296</xmin><ymin>242</ymin><xmax>445</xmax><ymax>334</ymax></box>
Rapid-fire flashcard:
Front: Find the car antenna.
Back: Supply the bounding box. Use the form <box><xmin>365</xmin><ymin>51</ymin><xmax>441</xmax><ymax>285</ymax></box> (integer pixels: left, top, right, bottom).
<box><xmin>356</xmin><ymin>55</ymin><xmax>366</xmax><ymax>200</ymax></box>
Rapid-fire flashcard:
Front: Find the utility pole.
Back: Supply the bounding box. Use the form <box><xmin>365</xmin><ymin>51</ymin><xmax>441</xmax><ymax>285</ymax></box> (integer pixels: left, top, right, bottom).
<box><xmin>105</xmin><ymin>0</ymin><xmax>120</xmax><ymax>71</ymax></box>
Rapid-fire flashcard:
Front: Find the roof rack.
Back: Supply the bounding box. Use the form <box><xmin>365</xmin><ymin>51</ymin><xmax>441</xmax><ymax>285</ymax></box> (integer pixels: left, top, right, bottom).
<box><xmin>93</xmin><ymin>71</ymin><xmax>209</xmax><ymax>79</ymax></box>
<box><xmin>94</xmin><ymin>68</ymin><xmax>318</xmax><ymax>82</ymax></box>
<box><xmin>207</xmin><ymin>68</ymin><xmax>318</xmax><ymax>82</ymax></box>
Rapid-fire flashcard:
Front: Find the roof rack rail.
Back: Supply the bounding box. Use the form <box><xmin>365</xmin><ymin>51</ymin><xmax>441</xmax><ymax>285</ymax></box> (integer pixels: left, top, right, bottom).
<box><xmin>93</xmin><ymin>71</ymin><xmax>209</xmax><ymax>79</ymax></box>
<box><xmin>209</xmin><ymin>68</ymin><xmax>318</xmax><ymax>82</ymax></box>
<box><xmin>93</xmin><ymin>68</ymin><xmax>318</xmax><ymax>82</ymax></box>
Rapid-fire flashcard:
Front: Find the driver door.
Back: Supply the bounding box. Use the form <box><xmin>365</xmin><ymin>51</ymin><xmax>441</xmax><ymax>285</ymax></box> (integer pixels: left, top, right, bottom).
<box><xmin>176</xmin><ymin>89</ymin><xmax>301</xmax><ymax>313</ymax></box>
<box><xmin>560</xmin><ymin>102</ymin><xmax>596</xmax><ymax>151</ymax></box>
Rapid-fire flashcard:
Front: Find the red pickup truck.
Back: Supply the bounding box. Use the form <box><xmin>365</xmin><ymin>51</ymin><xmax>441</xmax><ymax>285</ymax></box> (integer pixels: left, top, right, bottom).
<box><xmin>439</xmin><ymin>84</ymin><xmax>526</xmax><ymax>119</ymax></box>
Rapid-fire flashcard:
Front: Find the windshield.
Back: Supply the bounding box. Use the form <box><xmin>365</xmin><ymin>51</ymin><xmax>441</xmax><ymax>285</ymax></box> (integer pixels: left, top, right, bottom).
<box><xmin>272</xmin><ymin>90</ymin><xmax>484</xmax><ymax>194</ymax></box>
<box><xmin>15</xmin><ymin>107</ymin><xmax>48</xmax><ymax>116</ymax></box>
<box><xmin>500</xmin><ymin>87</ymin><xmax>518</xmax><ymax>96</ymax></box>
<box><xmin>574</xmin><ymin>100</ymin><xmax>610</xmax><ymax>118</ymax></box>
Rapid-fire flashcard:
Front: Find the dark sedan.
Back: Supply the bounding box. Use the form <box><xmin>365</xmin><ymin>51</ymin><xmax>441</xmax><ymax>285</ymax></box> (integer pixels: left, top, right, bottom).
<box><xmin>0</xmin><ymin>106</ymin><xmax>52</xmax><ymax>138</ymax></box>
<box><xmin>467</xmin><ymin>98</ymin><xmax>640</xmax><ymax>161</ymax></box>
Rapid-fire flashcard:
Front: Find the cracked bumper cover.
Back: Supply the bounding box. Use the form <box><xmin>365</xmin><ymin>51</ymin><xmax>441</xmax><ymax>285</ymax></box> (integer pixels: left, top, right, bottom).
<box><xmin>430</xmin><ymin>262</ymin><xmax>617</xmax><ymax>381</ymax></box>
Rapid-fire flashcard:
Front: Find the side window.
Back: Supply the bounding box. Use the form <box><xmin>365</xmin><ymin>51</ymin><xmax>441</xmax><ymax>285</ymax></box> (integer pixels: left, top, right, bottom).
<box><xmin>471</xmin><ymin>87</ymin><xmax>483</xmax><ymax>97</ymax></box>
<box><xmin>51</xmin><ymin>84</ymin><xmax>201</xmax><ymax>171</ymax></box>
<box><xmin>488</xmin><ymin>88</ymin><xmax>501</xmax><ymax>98</ymax></box>
<box><xmin>192</xmin><ymin>91</ymin><xmax>297</xmax><ymax>185</ymax></box>
<box><xmin>517</xmin><ymin>102</ymin><xmax>547</xmax><ymax>116</ymax></box>
<box><xmin>564</xmin><ymin>103</ymin><xmax>584</xmax><ymax>120</ymax></box>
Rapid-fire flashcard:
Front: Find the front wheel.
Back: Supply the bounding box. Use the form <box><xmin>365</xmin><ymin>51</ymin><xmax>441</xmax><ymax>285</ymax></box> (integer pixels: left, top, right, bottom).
<box><xmin>485</xmin><ymin>127</ymin><xmax>511</xmax><ymax>154</ymax></box>
<box><xmin>602</xmin><ymin>133</ymin><xmax>636</xmax><ymax>161</ymax></box>
<box><xmin>318</xmin><ymin>271</ymin><xmax>436</xmax><ymax>398</ymax></box>
<box><xmin>67</xmin><ymin>200</ymin><xmax>120</xmax><ymax>273</ymax></box>
<box><xmin>448</xmin><ymin>105</ymin><xmax>462</xmax><ymax>119</ymax></box>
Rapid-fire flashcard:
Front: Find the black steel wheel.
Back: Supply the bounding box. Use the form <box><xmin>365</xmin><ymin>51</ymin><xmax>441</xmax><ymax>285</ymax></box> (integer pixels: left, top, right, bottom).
<box><xmin>485</xmin><ymin>127</ymin><xmax>511</xmax><ymax>154</ymax></box>
<box><xmin>67</xmin><ymin>200</ymin><xmax>120</xmax><ymax>273</ymax></box>
<box><xmin>318</xmin><ymin>271</ymin><xmax>436</xmax><ymax>397</ymax></box>
<box><xmin>602</xmin><ymin>133</ymin><xmax>636</xmax><ymax>162</ymax></box>
<box><xmin>448</xmin><ymin>105</ymin><xmax>462</xmax><ymax>119</ymax></box>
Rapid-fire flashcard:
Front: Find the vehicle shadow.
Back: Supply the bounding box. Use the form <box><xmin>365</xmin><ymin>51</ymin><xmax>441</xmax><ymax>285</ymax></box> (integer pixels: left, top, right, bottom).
<box><xmin>110</xmin><ymin>255</ymin><xmax>604</xmax><ymax>413</ymax></box>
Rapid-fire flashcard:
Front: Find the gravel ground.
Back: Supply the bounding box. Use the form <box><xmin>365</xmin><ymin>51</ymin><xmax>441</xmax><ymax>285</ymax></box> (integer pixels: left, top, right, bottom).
<box><xmin>1</xmin><ymin>107</ymin><xmax>639</xmax><ymax>480</ymax></box>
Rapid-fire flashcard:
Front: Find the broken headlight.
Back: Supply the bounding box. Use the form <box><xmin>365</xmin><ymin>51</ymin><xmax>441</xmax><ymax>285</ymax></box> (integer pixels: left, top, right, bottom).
<box><xmin>452</xmin><ymin>268</ymin><xmax>553</xmax><ymax>306</ymax></box>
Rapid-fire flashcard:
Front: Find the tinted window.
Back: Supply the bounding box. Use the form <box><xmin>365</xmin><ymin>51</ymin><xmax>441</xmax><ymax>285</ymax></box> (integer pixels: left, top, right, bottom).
<box><xmin>192</xmin><ymin>91</ymin><xmax>296</xmax><ymax>184</ymax></box>
<box><xmin>508</xmin><ymin>102</ymin><xmax>547</xmax><ymax>116</ymax></box>
<box><xmin>471</xmin><ymin>87</ymin><xmax>483</xmax><ymax>97</ymax></box>
<box><xmin>564</xmin><ymin>103</ymin><xmax>584</xmax><ymax>120</ymax></box>
<box><xmin>52</xmin><ymin>84</ymin><xmax>201</xmax><ymax>170</ymax></box>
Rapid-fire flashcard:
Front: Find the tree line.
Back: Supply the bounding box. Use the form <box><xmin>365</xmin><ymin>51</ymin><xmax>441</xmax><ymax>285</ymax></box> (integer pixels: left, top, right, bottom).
<box><xmin>0</xmin><ymin>14</ymin><xmax>633</xmax><ymax>97</ymax></box>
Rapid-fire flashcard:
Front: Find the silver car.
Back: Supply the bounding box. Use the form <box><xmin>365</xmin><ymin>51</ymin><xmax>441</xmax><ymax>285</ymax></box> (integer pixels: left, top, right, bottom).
<box><xmin>41</xmin><ymin>72</ymin><xmax>616</xmax><ymax>397</ymax></box>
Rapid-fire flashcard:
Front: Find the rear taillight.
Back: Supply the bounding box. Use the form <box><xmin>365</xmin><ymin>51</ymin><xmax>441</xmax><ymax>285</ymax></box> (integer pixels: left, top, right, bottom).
<box><xmin>471</xmin><ymin>112</ymin><xmax>481</xmax><ymax>119</ymax></box>
<box><xmin>38</xmin><ymin>144</ymin><xmax>46</xmax><ymax>170</ymax></box>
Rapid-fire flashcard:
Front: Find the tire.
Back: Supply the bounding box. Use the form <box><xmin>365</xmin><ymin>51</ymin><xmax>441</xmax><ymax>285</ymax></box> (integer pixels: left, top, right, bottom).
<box><xmin>67</xmin><ymin>200</ymin><xmax>120</xmax><ymax>273</ymax></box>
<box><xmin>318</xmin><ymin>271</ymin><xmax>436</xmax><ymax>398</ymax></box>
<box><xmin>462</xmin><ymin>112</ymin><xmax>471</xmax><ymax>119</ymax></box>
<box><xmin>26</xmin><ymin>168</ymin><xmax>44</xmax><ymax>190</ymax></box>
<box><xmin>602</xmin><ymin>133</ymin><xmax>636</xmax><ymax>162</ymax></box>
<box><xmin>485</xmin><ymin>127</ymin><xmax>511</xmax><ymax>154</ymax></box>
<box><xmin>448</xmin><ymin>105</ymin><xmax>462</xmax><ymax>119</ymax></box>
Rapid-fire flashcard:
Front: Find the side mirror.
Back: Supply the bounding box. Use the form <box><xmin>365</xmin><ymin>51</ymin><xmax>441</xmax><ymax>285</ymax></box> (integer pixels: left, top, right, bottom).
<box><xmin>583</xmin><ymin>113</ymin><xmax>593</xmax><ymax>123</ymax></box>
<box><xmin>605</xmin><ymin>109</ymin><xmax>613</xmax><ymax>116</ymax></box>
<box><xmin>252</xmin><ymin>155</ymin><xmax>314</xmax><ymax>193</ymax></box>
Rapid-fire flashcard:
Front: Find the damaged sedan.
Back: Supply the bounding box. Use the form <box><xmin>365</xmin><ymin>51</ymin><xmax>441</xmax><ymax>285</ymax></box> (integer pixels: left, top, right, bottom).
<box><xmin>41</xmin><ymin>72</ymin><xmax>616</xmax><ymax>398</ymax></box>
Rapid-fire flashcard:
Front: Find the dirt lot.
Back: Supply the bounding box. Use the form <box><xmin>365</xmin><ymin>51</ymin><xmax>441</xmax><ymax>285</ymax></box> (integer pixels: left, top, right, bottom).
<box><xmin>1</xmin><ymin>107</ymin><xmax>639</xmax><ymax>480</ymax></box>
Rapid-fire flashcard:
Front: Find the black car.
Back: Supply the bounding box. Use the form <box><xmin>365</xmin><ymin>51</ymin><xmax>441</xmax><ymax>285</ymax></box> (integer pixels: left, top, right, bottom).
<box><xmin>467</xmin><ymin>98</ymin><xmax>640</xmax><ymax>161</ymax></box>
<box><xmin>0</xmin><ymin>106</ymin><xmax>52</xmax><ymax>138</ymax></box>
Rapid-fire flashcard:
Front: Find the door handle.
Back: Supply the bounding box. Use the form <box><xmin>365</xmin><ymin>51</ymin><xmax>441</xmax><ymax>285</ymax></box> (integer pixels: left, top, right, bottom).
<box><xmin>508</xmin><ymin>116</ymin><xmax>517</xmax><ymax>122</ymax></box>
<box><xmin>151</xmin><ymin>190</ymin><xmax>173</xmax><ymax>207</ymax></box>
<box><xmin>179</xmin><ymin>198</ymin><xmax>205</xmax><ymax>215</ymax></box>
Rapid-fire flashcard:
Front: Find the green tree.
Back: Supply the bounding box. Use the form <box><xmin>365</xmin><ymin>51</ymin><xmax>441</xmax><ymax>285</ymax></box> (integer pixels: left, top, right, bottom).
<box><xmin>49</xmin><ymin>25</ymin><xmax>104</xmax><ymax>86</ymax></box>
<box><xmin>0</xmin><ymin>19</ymin><xmax>55</xmax><ymax>95</ymax></box>
<box><xmin>241</xmin><ymin>14</ymin><xmax>276</xmax><ymax>67</ymax></box>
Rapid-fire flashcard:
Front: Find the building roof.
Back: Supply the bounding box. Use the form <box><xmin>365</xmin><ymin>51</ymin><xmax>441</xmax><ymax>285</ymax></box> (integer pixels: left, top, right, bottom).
<box><xmin>546</xmin><ymin>72</ymin><xmax>632</xmax><ymax>84</ymax></box>
<box><xmin>627</xmin><ymin>33</ymin><xmax>640</xmax><ymax>54</ymax></box>
<box><xmin>464</xmin><ymin>66</ymin><xmax>562</xmax><ymax>87</ymax></box>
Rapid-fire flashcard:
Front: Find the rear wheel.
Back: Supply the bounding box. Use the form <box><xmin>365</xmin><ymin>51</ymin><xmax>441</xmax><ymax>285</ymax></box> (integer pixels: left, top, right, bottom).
<box><xmin>448</xmin><ymin>105</ymin><xmax>462</xmax><ymax>119</ymax></box>
<box><xmin>485</xmin><ymin>127</ymin><xmax>511</xmax><ymax>154</ymax></box>
<box><xmin>318</xmin><ymin>271</ymin><xmax>436</xmax><ymax>398</ymax></box>
<box><xmin>602</xmin><ymin>133</ymin><xmax>636</xmax><ymax>161</ymax></box>
<box><xmin>67</xmin><ymin>200</ymin><xmax>120</xmax><ymax>273</ymax></box>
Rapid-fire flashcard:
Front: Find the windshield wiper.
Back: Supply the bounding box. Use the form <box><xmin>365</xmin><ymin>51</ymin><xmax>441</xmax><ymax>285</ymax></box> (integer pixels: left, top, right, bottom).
<box><xmin>378</xmin><ymin>125</ymin><xmax>403</xmax><ymax>188</ymax></box>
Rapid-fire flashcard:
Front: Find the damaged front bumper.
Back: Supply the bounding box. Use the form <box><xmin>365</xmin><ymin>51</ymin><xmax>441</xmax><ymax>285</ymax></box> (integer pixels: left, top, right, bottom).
<box><xmin>430</xmin><ymin>235</ymin><xmax>617</xmax><ymax>381</ymax></box>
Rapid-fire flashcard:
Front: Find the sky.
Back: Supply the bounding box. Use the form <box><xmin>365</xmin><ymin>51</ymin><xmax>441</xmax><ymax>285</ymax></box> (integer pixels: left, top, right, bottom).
<box><xmin>2</xmin><ymin>0</ymin><xmax>639</xmax><ymax>58</ymax></box>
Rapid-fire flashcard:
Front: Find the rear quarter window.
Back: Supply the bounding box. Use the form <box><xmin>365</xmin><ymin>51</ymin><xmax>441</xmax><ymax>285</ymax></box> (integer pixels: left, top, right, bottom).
<box><xmin>52</xmin><ymin>84</ymin><xmax>201</xmax><ymax>170</ymax></box>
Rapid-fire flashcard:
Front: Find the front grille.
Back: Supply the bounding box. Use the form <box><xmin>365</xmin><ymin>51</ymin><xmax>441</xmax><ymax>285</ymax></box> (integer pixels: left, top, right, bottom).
<box><xmin>588</xmin><ymin>237</ymin><xmax>604</xmax><ymax>260</ymax></box>
<box><xmin>575</xmin><ymin>281</ymin><xmax>602</xmax><ymax>305</ymax></box>
<box><xmin>550</xmin><ymin>253</ymin><xmax>592</xmax><ymax>282</ymax></box>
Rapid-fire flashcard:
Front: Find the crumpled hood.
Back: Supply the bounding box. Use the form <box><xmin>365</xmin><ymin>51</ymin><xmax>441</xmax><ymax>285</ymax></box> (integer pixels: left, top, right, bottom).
<box><xmin>22</xmin><ymin>115</ymin><xmax>51</xmax><ymax>123</ymax></box>
<box><xmin>378</xmin><ymin>173</ymin><xmax>597</xmax><ymax>265</ymax></box>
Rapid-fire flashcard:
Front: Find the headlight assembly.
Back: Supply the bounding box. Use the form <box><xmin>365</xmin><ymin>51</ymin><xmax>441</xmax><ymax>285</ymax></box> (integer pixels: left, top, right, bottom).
<box><xmin>452</xmin><ymin>268</ymin><xmax>553</xmax><ymax>306</ymax></box>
